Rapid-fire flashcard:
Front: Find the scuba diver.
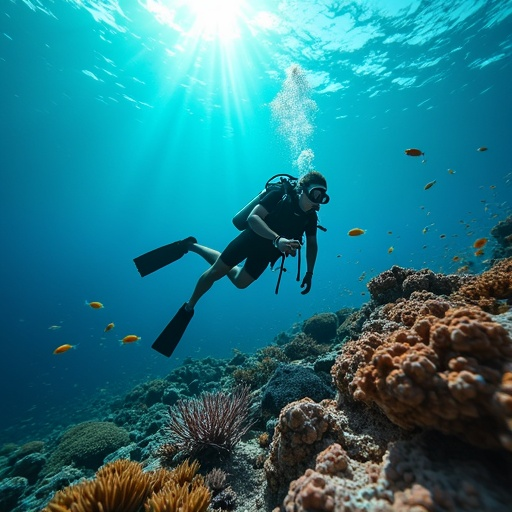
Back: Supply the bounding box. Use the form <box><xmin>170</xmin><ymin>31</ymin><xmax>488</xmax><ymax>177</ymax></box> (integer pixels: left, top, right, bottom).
<box><xmin>134</xmin><ymin>170</ymin><xmax>329</xmax><ymax>357</ymax></box>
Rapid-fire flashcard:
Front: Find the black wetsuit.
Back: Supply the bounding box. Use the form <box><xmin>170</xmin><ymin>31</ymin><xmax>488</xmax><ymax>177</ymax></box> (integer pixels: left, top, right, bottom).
<box><xmin>220</xmin><ymin>189</ymin><xmax>317</xmax><ymax>279</ymax></box>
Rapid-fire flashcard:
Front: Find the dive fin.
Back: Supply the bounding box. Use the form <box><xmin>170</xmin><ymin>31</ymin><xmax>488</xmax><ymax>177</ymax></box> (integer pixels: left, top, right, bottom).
<box><xmin>133</xmin><ymin>237</ymin><xmax>197</xmax><ymax>277</ymax></box>
<box><xmin>152</xmin><ymin>303</ymin><xmax>194</xmax><ymax>357</ymax></box>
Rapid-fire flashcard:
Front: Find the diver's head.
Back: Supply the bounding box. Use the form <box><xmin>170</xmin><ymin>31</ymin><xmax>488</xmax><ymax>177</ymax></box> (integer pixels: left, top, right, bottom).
<box><xmin>298</xmin><ymin>171</ymin><xmax>329</xmax><ymax>210</ymax></box>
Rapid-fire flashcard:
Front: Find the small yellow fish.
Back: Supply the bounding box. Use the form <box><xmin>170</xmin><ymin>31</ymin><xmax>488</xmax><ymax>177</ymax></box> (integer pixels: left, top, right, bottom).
<box><xmin>121</xmin><ymin>335</ymin><xmax>141</xmax><ymax>344</ymax></box>
<box><xmin>104</xmin><ymin>322</ymin><xmax>115</xmax><ymax>332</ymax></box>
<box><xmin>424</xmin><ymin>180</ymin><xmax>436</xmax><ymax>190</ymax></box>
<box><xmin>85</xmin><ymin>301</ymin><xmax>104</xmax><ymax>309</ymax></box>
<box><xmin>348</xmin><ymin>228</ymin><xmax>365</xmax><ymax>236</ymax></box>
<box><xmin>53</xmin><ymin>344</ymin><xmax>77</xmax><ymax>354</ymax></box>
<box><xmin>388</xmin><ymin>246</ymin><xmax>394</xmax><ymax>254</ymax></box>
<box><xmin>422</xmin><ymin>227</ymin><xmax>429</xmax><ymax>234</ymax></box>
<box><xmin>448</xmin><ymin>169</ymin><xmax>456</xmax><ymax>174</ymax></box>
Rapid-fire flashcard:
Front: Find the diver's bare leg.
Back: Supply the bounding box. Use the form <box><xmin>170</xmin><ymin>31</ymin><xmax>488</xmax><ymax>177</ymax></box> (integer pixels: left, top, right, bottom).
<box><xmin>188</xmin><ymin>243</ymin><xmax>239</xmax><ymax>281</ymax></box>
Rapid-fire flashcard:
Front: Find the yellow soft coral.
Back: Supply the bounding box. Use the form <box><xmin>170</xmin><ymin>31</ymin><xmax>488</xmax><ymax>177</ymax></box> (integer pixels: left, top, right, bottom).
<box><xmin>42</xmin><ymin>459</ymin><xmax>210</xmax><ymax>512</ymax></box>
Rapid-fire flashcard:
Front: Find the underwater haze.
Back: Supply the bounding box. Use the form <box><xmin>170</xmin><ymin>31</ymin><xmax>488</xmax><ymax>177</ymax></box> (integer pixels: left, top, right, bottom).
<box><xmin>1</xmin><ymin>0</ymin><xmax>511</xmax><ymax>443</ymax></box>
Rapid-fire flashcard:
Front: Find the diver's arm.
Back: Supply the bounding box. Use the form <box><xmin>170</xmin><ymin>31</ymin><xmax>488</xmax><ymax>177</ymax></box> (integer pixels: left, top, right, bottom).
<box><xmin>304</xmin><ymin>235</ymin><xmax>318</xmax><ymax>273</ymax></box>
<box><xmin>248</xmin><ymin>205</ymin><xmax>301</xmax><ymax>252</ymax></box>
<box><xmin>247</xmin><ymin>205</ymin><xmax>276</xmax><ymax>239</ymax></box>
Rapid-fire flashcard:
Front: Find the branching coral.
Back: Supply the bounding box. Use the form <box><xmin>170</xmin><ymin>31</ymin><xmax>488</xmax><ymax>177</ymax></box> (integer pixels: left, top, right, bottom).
<box><xmin>42</xmin><ymin>459</ymin><xmax>210</xmax><ymax>512</ymax></box>
<box><xmin>164</xmin><ymin>385</ymin><xmax>254</xmax><ymax>457</ymax></box>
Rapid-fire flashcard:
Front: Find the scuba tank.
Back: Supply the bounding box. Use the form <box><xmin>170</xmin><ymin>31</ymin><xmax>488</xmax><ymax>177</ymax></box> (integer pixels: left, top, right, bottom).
<box><xmin>232</xmin><ymin>174</ymin><xmax>298</xmax><ymax>231</ymax></box>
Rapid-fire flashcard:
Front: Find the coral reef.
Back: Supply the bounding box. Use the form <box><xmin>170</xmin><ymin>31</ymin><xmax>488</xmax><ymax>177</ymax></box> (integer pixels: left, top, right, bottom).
<box><xmin>261</xmin><ymin>364</ymin><xmax>334</xmax><ymax>417</ymax></box>
<box><xmin>282</xmin><ymin>332</ymin><xmax>329</xmax><ymax>360</ymax></box>
<box><xmin>302</xmin><ymin>313</ymin><xmax>339</xmax><ymax>343</ymax></box>
<box><xmin>491</xmin><ymin>215</ymin><xmax>512</xmax><ymax>261</ymax></box>
<box><xmin>280</xmin><ymin>433</ymin><xmax>511</xmax><ymax>512</ymax></box>
<box><xmin>42</xmin><ymin>458</ymin><xmax>210</xmax><ymax>512</ymax></box>
<box><xmin>163</xmin><ymin>385</ymin><xmax>254</xmax><ymax>460</ymax></box>
<box><xmin>454</xmin><ymin>257</ymin><xmax>512</xmax><ymax>313</ymax></box>
<box><xmin>232</xmin><ymin>346</ymin><xmax>289</xmax><ymax>390</ymax></box>
<box><xmin>45</xmin><ymin>421</ymin><xmax>131</xmax><ymax>473</ymax></box>
<box><xmin>264</xmin><ymin>399</ymin><xmax>341</xmax><ymax>495</ymax></box>
<box><xmin>334</xmin><ymin>306</ymin><xmax>512</xmax><ymax>451</ymax></box>
<box><xmin>367</xmin><ymin>266</ymin><xmax>467</xmax><ymax>305</ymax></box>
<box><xmin>3</xmin><ymin>255</ymin><xmax>512</xmax><ymax>512</ymax></box>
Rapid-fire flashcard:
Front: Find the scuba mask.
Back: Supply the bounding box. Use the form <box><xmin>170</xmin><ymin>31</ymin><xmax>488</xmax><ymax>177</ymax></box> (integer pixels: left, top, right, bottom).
<box><xmin>304</xmin><ymin>185</ymin><xmax>330</xmax><ymax>205</ymax></box>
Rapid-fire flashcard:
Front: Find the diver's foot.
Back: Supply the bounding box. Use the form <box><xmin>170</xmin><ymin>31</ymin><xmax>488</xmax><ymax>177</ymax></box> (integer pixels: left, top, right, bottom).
<box><xmin>178</xmin><ymin>236</ymin><xmax>197</xmax><ymax>254</ymax></box>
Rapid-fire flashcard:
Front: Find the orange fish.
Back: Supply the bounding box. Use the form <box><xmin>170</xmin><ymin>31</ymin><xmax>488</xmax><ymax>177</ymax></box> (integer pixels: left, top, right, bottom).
<box><xmin>452</xmin><ymin>256</ymin><xmax>460</xmax><ymax>261</ymax></box>
<box><xmin>457</xmin><ymin>265</ymin><xmax>469</xmax><ymax>273</ymax></box>
<box><xmin>477</xmin><ymin>147</ymin><xmax>488</xmax><ymax>152</ymax></box>
<box><xmin>405</xmin><ymin>148</ymin><xmax>424</xmax><ymax>157</ymax></box>
<box><xmin>348</xmin><ymin>228</ymin><xmax>365</xmax><ymax>236</ymax></box>
<box><xmin>85</xmin><ymin>301</ymin><xmax>104</xmax><ymax>309</ymax></box>
<box><xmin>448</xmin><ymin>169</ymin><xmax>456</xmax><ymax>174</ymax></box>
<box><xmin>473</xmin><ymin>238</ymin><xmax>487</xmax><ymax>249</ymax></box>
<box><xmin>424</xmin><ymin>180</ymin><xmax>436</xmax><ymax>190</ymax></box>
<box><xmin>388</xmin><ymin>246</ymin><xmax>394</xmax><ymax>254</ymax></box>
<box><xmin>474</xmin><ymin>249</ymin><xmax>484</xmax><ymax>257</ymax></box>
<box><xmin>53</xmin><ymin>344</ymin><xmax>76</xmax><ymax>354</ymax></box>
<box><xmin>121</xmin><ymin>335</ymin><xmax>141</xmax><ymax>344</ymax></box>
<box><xmin>104</xmin><ymin>322</ymin><xmax>115</xmax><ymax>332</ymax></box>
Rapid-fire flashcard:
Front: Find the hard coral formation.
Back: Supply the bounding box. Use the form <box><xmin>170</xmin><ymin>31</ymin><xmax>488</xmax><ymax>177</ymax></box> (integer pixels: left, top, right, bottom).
<box><xmin>42</xmin><ymin>458</ymin><xmax>210</xmax><ymax>512</ymax></box>
<box><xmin>454</xmin><ymin>257</ymin><xmax>512</xmax><ymax>313</ymax></box>
<box><xmin>367</xmin><ymin>266</ymin><xmax>465</xmax><ymax>306</ymax></box>
<box><xmin>45</xmin><ymin>421</ymin><xmax>130</xmax><ymax>473</ymax></box>
<box><xmin>283</xmin><ymin>332</ymin><xmax>329</xmax><ymax>360</ymax></box>
<box><xmin>261</xmin><ymin>364</ymin><xmax>334</xmax><ymax>417</ymax></box>
<box><xmin>265</xmin><ymin>399</ymin><xmax>344</xmax><ymax>496</ymax></box>
<box><xmin>280</xmin><ymin>434</ymin><xmax>511</xmax><ymax>512</ymax></box>
<box><xmin>334</xmin><ymin>306</ymin><xmax>512</xmax><ymax>450</ymax></box>
<box><xmin>491</xmin><ymin>215</ymin><xmax>512</xmax><ymax>261</ymax></box>
<box><xmin>302</xmin><ymin>313</ymin><xmax>338</xmax><ymax>344</ymax></box>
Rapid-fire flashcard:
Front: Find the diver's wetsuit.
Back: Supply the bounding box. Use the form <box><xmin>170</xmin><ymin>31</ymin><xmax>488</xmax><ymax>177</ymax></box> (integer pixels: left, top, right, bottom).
<box><xmin>220</xmin><ymin>189</ymin><xmax>317</xmax><ymax>279</ymax></box>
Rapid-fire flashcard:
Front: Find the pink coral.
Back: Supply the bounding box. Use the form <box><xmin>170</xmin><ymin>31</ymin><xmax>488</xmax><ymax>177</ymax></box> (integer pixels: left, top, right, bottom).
<box><xmin>279</xmin><ymin>435</ymin><xmax>510</xmax><ymax>512</ymax></box>
<box><xmin>264</xmin><ymin>399</ymin><xmax>339</xmax><ymax>494</ymax></box>
<box><xmin>315</xmin><ymin>443</ymin><xmax>348</xmax><ymax>475</ymax></box>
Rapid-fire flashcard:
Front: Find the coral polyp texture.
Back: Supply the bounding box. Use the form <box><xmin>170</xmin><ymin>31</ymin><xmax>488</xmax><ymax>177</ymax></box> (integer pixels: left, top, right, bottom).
<box><xmin>333</xmin><ymin>306</ymin><xmax>512</xmax><ymax>450</ymax></box>
<box><xmin>281</xmin><ymin>435</ymin><xmax>510</xmax><ymax>512</ymax></box>
<box><xmin>454</xmin><ymin>257</ymin><xmax>512</xmax><ymax>313</ymax></box>
<box><xmin>42</xmin><ymin>458</ymin><xmax>210</xmax><ymax>512</ymax></box>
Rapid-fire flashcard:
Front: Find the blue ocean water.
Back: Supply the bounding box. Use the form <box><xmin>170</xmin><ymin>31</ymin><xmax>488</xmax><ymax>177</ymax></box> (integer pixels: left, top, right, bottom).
<box><xmin>0</xmin><ymin>0</ymin><xmax>511</xmax><ymax>444</ymax></box>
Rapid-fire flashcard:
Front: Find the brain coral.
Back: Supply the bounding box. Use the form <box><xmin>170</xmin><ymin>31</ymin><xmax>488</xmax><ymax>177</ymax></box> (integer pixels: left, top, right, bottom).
<box><xmin>302</xmin><ymin>313</ymin><xmax>338</xmax><ymax>343</ymax></box>
<box><xmin>333</xmin><ymin>307</ymin><xmax>512</xmax><ymax>451</ymax></box>
<box><xmin>46</xmin><ymin>421</ymin><xmax>131</xmax><ymax>473</ymax></box>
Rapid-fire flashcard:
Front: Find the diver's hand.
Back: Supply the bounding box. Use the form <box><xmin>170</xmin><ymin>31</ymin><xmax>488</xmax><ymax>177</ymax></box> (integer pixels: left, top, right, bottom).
<box><xmin>277</xmin><ymin>238</ymin><xmax>301</xmax><ymax>256</ymax></box>
<box><xmin>300</xmin><ymin>271</ymin><xmax>313</xmax><ymax>295</ymax></box>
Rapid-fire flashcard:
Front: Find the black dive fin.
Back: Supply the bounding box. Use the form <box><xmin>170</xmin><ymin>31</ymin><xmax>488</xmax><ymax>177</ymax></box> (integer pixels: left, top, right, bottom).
<box><xmin>152</xmin><ymin>303</ymin><xmax>194</xmax><ymax>357</ymax></box>
<box><xmin>133</xmin><ymin>237</ymin><xmax>197</xmax><ymax>277</ymax></box>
